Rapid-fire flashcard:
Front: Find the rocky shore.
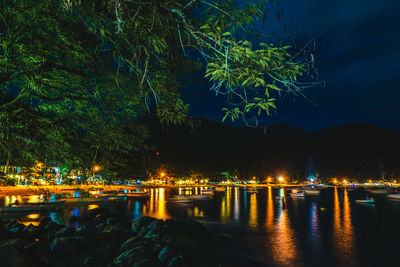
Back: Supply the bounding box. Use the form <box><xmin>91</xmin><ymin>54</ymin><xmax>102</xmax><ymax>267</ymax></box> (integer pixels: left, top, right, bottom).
<box><xmin>0</xmin><ymin>214</ymin><xmax>218</xmax><ymax>267</ymax></box>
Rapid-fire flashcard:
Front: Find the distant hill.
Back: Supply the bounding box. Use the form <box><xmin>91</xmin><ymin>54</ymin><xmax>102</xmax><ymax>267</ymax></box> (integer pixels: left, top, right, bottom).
<box><xmin>147</xmin><ymin>118</ymin><xmax>400</xmax><ymax>180</ymax></box>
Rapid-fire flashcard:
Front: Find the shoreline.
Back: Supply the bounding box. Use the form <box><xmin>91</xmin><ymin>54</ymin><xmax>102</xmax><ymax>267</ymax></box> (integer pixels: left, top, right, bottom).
<box><xmin>0</xmin><ymin>184</ymin><xmax>299</xmax><ymax>196</ymax></box>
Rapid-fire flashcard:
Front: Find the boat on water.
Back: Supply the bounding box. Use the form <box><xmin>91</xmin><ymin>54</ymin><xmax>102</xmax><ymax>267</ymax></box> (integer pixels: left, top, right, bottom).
<box><xmin>0</xmin><ymin>201</ymin><xmax>64</xmax><ymax>212</ymax></box>
<box><xmin>201</xmin><ymin>189</ymin><xmax>214</xmax><ymax>195</ymax></box>
<box><xmin>387</xmin><ymin>193</ymin><xmax>400</xmax><ymax>200</ymax></box>
<box><xmin>303</xmin><ymin>189</ymin><xmax>321</xmax><ymax>195</ymax></box>
<box><xmin>246</xmin><ymin>189</ymin><xmax>258</xmax><ymax>193</ymax></box>
<box><xmin>290</xmin><ymin>191</ymin><xmax>306</xmax><ymax>197</ymax></box>
<box><xmin>355</xmin><ymin>198</ymin><xmax>375</xmax><ymax>204</ymax></box>
<box><xmin>214</xmin><ymin>186</ymin><xmax>226</xmax><ymax>192</ymax></box>
<box><xmin>366</xmin><ymin>188</ymin><xmax>391</xmax><ymax>195</ymax></box>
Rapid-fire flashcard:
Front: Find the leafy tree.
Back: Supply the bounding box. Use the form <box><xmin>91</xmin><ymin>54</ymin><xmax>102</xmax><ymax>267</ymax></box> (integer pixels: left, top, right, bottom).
<box><xmin>0</xmin><ymin>0</ymin><xmax>319</xmax><ymax>177</ymax></box>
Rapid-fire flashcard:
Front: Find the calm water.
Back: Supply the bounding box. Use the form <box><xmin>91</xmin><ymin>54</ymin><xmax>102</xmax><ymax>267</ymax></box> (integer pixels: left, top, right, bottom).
<box><xmin>2</xmin><ymin>187</ymin><xmax>400</xmax><ymax>266</ymax></box>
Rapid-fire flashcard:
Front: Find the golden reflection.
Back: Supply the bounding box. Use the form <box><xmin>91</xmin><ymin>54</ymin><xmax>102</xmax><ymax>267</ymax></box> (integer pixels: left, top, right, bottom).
<box><xmin>220</xmin><ymin>188</ymin><xmax>231</xmax><ymax>223</ymax></box>
<box><xmin>265</xmin><ymin>186</ymin><xmax>274</xmax><ymax>230</ymax></box>
<box><xmin>226</xmin><ymin>187</ymin><xmax>231</xmax><ymax>219</ymax></box>
<box><xmin>150</xmin><ymin>189</ymin><xmax>154</xmax><ymax>212</ymax></box>
<box><xmin>26</xmin><ymin>213</ymin><xmax>40</xmax><ymax>220</ymax></box>
<box><xmin>144</xmin><ymin>187</ymin><xmax>169</xmax><ymax>220</ymax></box>
<box><xmin>333</xmin><ymin>188</ymin><xmax>355</xmax><ymax>264</ymax></box>
<box><xmin>88</xmin><ymin>204</ymin><xmax>99</xmax><ymax>210</ymax></box>
<box><xmin>18</xmin><ymin>221</ymin><xmax>40</xmax><ymax>226</ymax></box>
<box><xmin>268</xmin><ymin>188</ymin><xmax>299</xmax><ymax>265</ymax></box>
<box><xmin>248</xmin><ymin>192</ymin><xmax>258</xmax><ymax>228</ymax></box>
<box><xmin>193</xmin><ymin>206</ymin><xmax>204</xmax><ymax>217</ymax></box>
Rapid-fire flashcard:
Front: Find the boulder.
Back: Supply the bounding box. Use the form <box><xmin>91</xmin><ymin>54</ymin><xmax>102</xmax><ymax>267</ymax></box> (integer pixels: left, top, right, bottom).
<box><xmin>0</xmin><ymin>239</ymin><xmax>25</xmax><ymax>266</ymax></box>
<box><xmin>131</xmin><ymin>216</ymin><xmax>156</xmax><ymax>233</ymax></box>
<box><xmin>49</xmin><ymin>236</ymin><xmax>87</xmax><ymax>257</ymax></box>
<box><xmin>113</xmin><ymin>244</ymin><xmax>157</xmax><ymax>267</ymax></box>
<box><xmin>158</xmin><ymin>245</ymin><xmax>179</xmax><ymax>264</ymax></box>
<box><xmin>55</xmin><ymin>227</ymin><xmax>75</xmax><ymax>238</ymax></box>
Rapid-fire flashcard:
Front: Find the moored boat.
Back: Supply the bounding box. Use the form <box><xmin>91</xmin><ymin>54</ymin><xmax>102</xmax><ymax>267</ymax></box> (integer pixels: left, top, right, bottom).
<box><xmin>304</xmin><ymin>189</ymin><xmax>321</xmax><ymax>195</ymax></box>
<box><xmin>214</xmin><ymin>186</ymin><xmax>226</xmax><ymax>192</ymax></box>
<box><xmin>201</xmin><ymin>189</ymin><xmax>214</xmax><ymax>195</ymax></box>
<box><xmin>290</xmin><ymin>191</ymin><xmax>306</xmax><ymax>197</ymax></box>
<box><xmin>355</xmin><ymin>198</ymin><xmax>374</xmax><ymax>204</ymax></box>
<box><xmin>246</xmin><ymin>188</ymin><xmax>258</xmax><ymax>193</ymax></box>
<box><xmin>387</xmin><ymin>193</ymin><xmax>400</xmax><ymax>200</ymax></box>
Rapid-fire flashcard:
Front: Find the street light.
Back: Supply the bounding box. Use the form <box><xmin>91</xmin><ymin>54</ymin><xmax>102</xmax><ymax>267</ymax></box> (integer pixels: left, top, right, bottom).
<box><xmin>278</xmin><ymin>176</ymin><xmax>284</xmax><ymax>183</ymax></box>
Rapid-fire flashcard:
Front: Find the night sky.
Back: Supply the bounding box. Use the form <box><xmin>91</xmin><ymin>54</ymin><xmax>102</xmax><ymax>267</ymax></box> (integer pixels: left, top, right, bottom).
<box><xmin>186</xmin><ymin>0</ymin><xmax>400</xmax><ymax>132</ymax></box>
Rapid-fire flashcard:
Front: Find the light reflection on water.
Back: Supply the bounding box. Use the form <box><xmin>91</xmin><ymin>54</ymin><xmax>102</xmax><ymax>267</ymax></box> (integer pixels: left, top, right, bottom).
<box><xmin>2</xmin><ymin>187</ymin><xmax>399</xmax><ymax>266</ymax></box>
<box><xmin>267</xmin><ymin>188</ymin><xmax>300</xmax><ymax>266</ymax></box>
<box><xmin>333</xmin><ymin>188</ymin><xmax>356</xmax><ymax>266</ymax></box>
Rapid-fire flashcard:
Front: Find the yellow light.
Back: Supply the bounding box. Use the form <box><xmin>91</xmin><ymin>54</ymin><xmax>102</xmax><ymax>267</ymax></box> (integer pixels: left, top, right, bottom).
<box><xmin>278</xmin><ymin>176</ymin><xmax>284</xmax><ymax>182</ymax></box>
<box><xmin>93</xmin><ymin>165</ymin><xmax>101</xmax><ymax>172</ymax></box>
<box><xmin>160</xmin><ymin>172</ymin><xmax>165</xmax><ymax>177</ymax></box>
<box><xmin>343</xmin><ymin>179</ymin><xmax>348</xmax><ymax>184</ymax></box>
<box><xmin>88</xmin><ymin>204</ymin><xmax>99</xmax><ymax>210</ymax></box>
<box><xmin>333</xmin><ymin>179</ymin><xmax>338</xmax><ymax>184</ymax></box>
<box><xmin>27</xmin><ymin>214</ymin><xmax>40</xmax><ymax>220</ymax></box>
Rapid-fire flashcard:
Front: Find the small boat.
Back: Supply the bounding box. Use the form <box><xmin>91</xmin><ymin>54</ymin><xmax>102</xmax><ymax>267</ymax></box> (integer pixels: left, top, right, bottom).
<box><xmin>304</xmin><ymin>189</ymin><xmax>321</xmax><ymax>195</ymax></box>
<box><xmin>246</xmin><ymin>187</ymin><xmax>258</xmax><ymax>194</ymax></box>
<box><xmin>0</xmin><ymin>201</ymin><xmax>64</xmax><ymax>212</ymax></box>
<box><xmin>201</xmin><ymin>189</ymin><xmax>214</xmax><ymax>195</ymax></box>
<box><xmin>387</xmin><ymin>193</ymin><xmax>400</xmax><ymax>200</ymax></box>
<box><xmin>290</xmin><ymin>191</ymin><xmax>306</xmax><ymax>197</ymax></box>
<box><xmin>355</xmin><ymin>198</ymin><xmax>375</xmax><ymax>204</ymax></box>
<box><xmin>366</xmin><ymin>188</ymin><xmax>390</xmax><ymax>195</ymax></box>
<box><xmin>214</xmin><ymin>187</ymin><xmax>226</xmax><ymax>192</ymax></box>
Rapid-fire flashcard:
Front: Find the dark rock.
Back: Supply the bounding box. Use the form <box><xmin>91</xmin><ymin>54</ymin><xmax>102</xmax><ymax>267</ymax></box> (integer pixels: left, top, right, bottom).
<box><xmin>83</xmin><ymin>256</ymin><xmax>97</xmax><ymax>266</ymax></box>
<box><xmin>0</xmin><ymin>239</ymin><xmax>25</xmax><ymax>266</ymax></box>
<box><xmin>44</xmin><ymin>221</ymin><xmax>63</xmax><ymax>234</ymax></box>
<box><xmin>131</xmin><ymin>216</ymin><xmax>156</xmax><ymax>233</ymax></box>
<box><xmin>113</xmin><ymin>244</ymin><xmax>157</xmax><ymax>267</ymax></box>
<box><xmin>55</xmin><ymin>227</ymin><xmax>75</xmax><ymax>238</ymax></box>
<box><xmin>168</xmin><ymin>255</ymin><xmax>189</xmax><ymax>267</ymax></box>
<box><xmin>133</xmin><ymin>258</ymin><xmax>158</xmax><ymax>267</ymax></box>
<box><xmin>38</xmin><ymin>217</ymin><xmax>52</xmax><ymax>230</ymax></box>
<box><xmin>74</xmin><ymin>225</ymin><xmax>88</xmax><ymax>237</ymax></box>
<box><xmin>113</xmin><ymin>247</ymin><xmax>145</xmax><ymax>266</ymax></box>
<box><xmin>49</xmin><ymin>236</ymin><xmax>87</xmax><ymax>257</ymax></box>
<box><xmin>158</xmin><ymin>245</ymin><xmax>178</xmax><ymax>264</ymax></box>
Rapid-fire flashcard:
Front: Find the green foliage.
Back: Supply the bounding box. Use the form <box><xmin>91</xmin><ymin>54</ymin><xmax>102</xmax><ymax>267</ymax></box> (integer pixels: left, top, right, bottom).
<box><xmin>0</xmin><ymin>0</ymin><xmax>318</xmax><ymax>177</ymax></box>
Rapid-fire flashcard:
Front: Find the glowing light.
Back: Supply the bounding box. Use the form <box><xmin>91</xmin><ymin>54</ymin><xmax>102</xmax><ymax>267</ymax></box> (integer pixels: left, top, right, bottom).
<box><xmin>27</xmin><ymin>213</ymin><xmax>40</xmax><ymax>220</ymax></box>
<box><xmin>278</xmin><ymin>176</ymin><xmax>284</xmax><ymax>183</ymax></box>
<box><xmin>88</xmin><ymin>204</ymin><xmax>99</xmax><ymax>210</ymax></box>
<box><xmin>160</xmin><ymin>172</ymin><xmax>165</xmax><ymax>177</ymax></box>
<box><xmin>93</xmin><ymin>165</ymin><xmax>101</xmax><ymax>172</ymax></box>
